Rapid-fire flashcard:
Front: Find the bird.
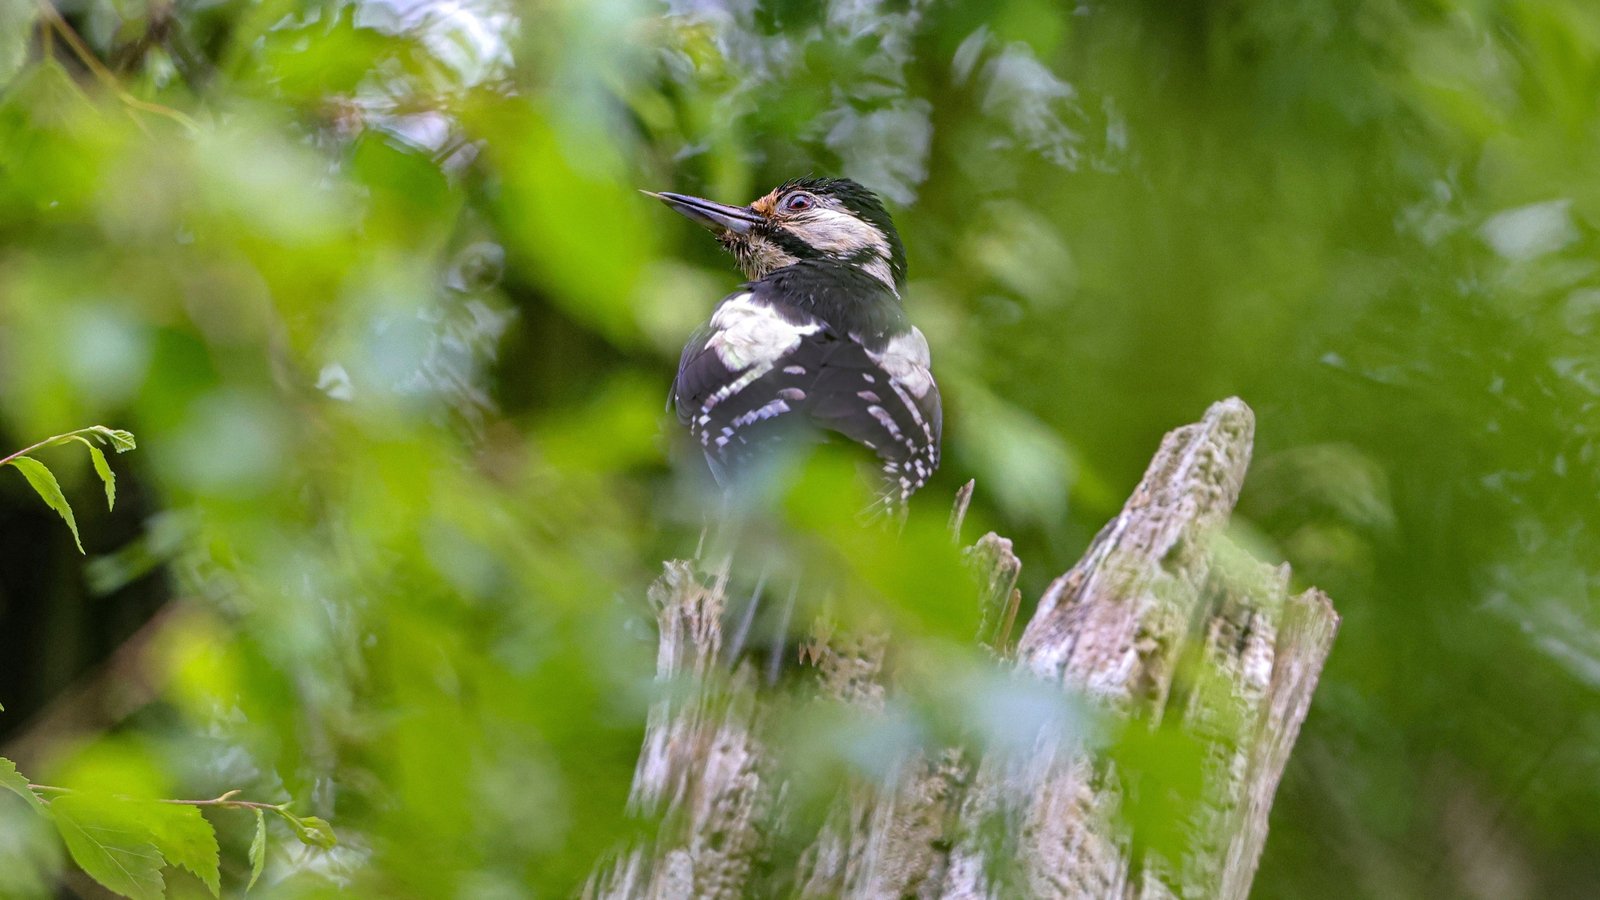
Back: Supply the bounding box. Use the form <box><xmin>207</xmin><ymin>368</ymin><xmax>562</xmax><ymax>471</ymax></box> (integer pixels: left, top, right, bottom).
<box><xmin>647</xmin><ymin>177</ymin><xmax>942</xmax><ymax>515</ymax></box>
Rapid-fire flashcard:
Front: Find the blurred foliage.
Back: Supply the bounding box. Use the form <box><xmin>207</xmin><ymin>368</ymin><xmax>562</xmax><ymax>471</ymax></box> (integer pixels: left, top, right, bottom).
<box><xmin>0</xmin><ymin>0</ymin><xmax>1596</xmax><ymax>896</ymax></box>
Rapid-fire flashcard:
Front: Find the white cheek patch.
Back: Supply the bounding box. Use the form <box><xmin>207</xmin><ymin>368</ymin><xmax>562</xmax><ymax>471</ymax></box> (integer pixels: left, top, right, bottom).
<box><xmin>706</xmin><ymin>294</ymin><xmax>821</xmax><ymax>371</ymax></box>
<box><xmin>866</xmin><ymin>327</ymin><xmax>935</xmax><ymax>400</ymax></box>
<box><xmin>796</xmin><ymin>208</ymin><xmax>891</xmax><ymax>258</ymax></box>
<box><xmin>792</xmin><ymin>207</ymin><xmax>897</xmax><ymax>289</ymax></box>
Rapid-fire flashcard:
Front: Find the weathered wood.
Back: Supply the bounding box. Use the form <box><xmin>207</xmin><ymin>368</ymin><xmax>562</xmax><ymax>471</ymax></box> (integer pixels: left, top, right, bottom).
<box><xmin>941</xmin><ymin>398</ymin><xmax>1265</xmax><ymax>898</ymax></box>
<box><xmin>970</xmin><ymin>531</ymin><xmax>1023</xmax><ymax>653</ymax></box>
<box><xmin>586</xmin><ymin>562</ymin><xmax>774</xmax><ymax>900</ymax></box>
<box><xmin>1213</xmin><ymin>574</ymin><xmax>1338</xmax><ymax>900</ymax></box>
<box><xmin>592</xmin><ymin>398</ymin><xmax>1339</xmax><ymax>899</ymax></box>
<box><xmin>797</xmin><ymin>524</ymin><xmax>1021</xmax><ymax>898</ymax></box>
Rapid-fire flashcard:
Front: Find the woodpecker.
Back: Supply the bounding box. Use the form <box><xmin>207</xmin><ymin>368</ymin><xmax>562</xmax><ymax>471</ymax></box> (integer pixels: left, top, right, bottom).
<box><xmin>649</xmin><ymin>177</ymin><xmax>942</xmax><ymax>512</ymax></box>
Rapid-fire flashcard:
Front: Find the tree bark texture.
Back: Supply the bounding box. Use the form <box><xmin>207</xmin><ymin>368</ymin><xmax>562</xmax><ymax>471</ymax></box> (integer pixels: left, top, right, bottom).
<box><xmin>587</xmin><ymin>398</ymin><xmax>1339</xmax><ymax>900</ymax></box>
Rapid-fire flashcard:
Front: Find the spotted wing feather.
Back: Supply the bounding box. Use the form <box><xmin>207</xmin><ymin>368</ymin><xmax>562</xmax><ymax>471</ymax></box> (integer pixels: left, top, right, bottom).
<box><xmin>672</xmin><ymin>291</ymin><xmax>941</xmax><ymax>503</ymax></box>
<box><xmin>671</xmin><ymin>293</ymin><xmax>819</xmax><ymax>482</ymax></box>
<box><xmin>804</xmin><ymin>336</ymin><xmax>941</xmax><ymax>505</ymax></box>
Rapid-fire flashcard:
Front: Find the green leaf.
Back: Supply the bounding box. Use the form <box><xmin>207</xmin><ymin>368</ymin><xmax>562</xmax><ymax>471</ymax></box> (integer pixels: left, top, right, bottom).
<box><xmin>278</xmin><ymin>810</ymin><xmax>337</xmax><ymax>850</ymax></box>
<box><xmin>73</xmin><ymin>437</ymin><xmax>117</xmax><ymax>511</ymax></box>
<box><xmin>247</xmin><ymin>809</ymin><xmax>266</xmax><ymax>892</ymax></box>
<box><xmin>141</xmin><ymin>803</ymin><xmax>220</xmax><ymax>897</ymax></box>
<box><xmin>90</xmin><ymin>427</ymin><xmax>138</xmax><ymax>453</ymax></box>
<box><xmin>0</xmin><ymin>757</ymin><xmax>46</xmax><ymax>813</ymax></box>
<box><xmin>7</xmin><ymin>456</ymin><xmax>83</xmax><ymax>553</ymax></box>
<box><xmin>50</xmin><ymin>794</ymin><xmax>165</xmax><ymax>900</ymax></box>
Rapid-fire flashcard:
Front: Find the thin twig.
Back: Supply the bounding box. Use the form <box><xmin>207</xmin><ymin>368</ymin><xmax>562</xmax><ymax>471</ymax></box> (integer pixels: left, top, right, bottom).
<box><xmin>0</xmin><ymin>434</ymin><xmax>73</xmax><ymax>469</ymax></box>
<box><xmin>0</xmin><ymin>426</ymin><xmax>117</xmax><ymax>468</ymax></box>
<box><xmin>161</xmin><ymin>795</ymin><xmax>284</xmax><ymax>812</ymax></box>
<box><xmin>28</xmin><ymin>783</ymin><xmax>285</xmax><ymax>812</ymax></box>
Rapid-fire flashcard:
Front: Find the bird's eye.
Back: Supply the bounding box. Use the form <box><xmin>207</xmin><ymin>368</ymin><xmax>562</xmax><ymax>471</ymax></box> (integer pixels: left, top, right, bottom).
<box><xmin>782</xmin><ymin>193</ymin><xmax>814</xmax><ymax>212</ymax></box>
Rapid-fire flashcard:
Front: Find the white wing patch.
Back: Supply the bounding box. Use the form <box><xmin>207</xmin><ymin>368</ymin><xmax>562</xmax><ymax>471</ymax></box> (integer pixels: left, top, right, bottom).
<box><xmin>707</xmin><ymin>293</ymin><xmax>821</xmax><ymax>370</ymax></box>
<box><xmin>866</xmin><ymin>327</ymin><xmax>935</xmax><ymax>400</ymax></box>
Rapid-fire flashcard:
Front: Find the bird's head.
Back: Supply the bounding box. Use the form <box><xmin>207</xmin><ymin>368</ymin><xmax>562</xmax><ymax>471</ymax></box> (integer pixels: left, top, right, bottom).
<box><xmin>647</xmin><ymin>177</ymin><xmax>906</xmax><ymax>291</ymax></box>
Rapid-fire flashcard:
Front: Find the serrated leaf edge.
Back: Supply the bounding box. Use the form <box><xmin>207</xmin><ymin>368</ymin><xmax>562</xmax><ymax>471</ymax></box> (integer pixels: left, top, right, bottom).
<box><xmin>0</xmin><ymin>757</ymin><xmax>46</xmax><ymax>813</ymax></box>
<box><xmin>248</xmin><ymin>808</ymin><xmax>266</xmax><ymax>893</ymax></box>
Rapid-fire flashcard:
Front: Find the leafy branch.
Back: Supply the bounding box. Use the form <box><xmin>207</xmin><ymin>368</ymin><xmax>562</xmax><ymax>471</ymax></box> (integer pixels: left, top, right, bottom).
<box><xmin>1</xmin><ymin>757</ymin><xmax>336</xmax><ymax>898</ymax></box>
<box><xmin>1</xmin><ymin>425</ymin><xmax>136</xmax><ymax>553</ymax></box>
<box><xmin>0</xmin><ymin>427</ymin><xmax>336</xmax><ymax>896</ymax></box>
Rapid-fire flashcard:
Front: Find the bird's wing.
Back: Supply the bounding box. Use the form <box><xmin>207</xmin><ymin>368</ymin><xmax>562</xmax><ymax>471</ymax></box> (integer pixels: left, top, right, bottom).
<box><xmin>671</xmin><ymin>291</ymin><xmax>825</xmax><ymax>483</ymax></box>
<box><xmin>807</xmin><ymin>326</ymin><xmax>942</xmax><ymax>505</ymax></box>
<box><xmin>673</xmin><ymin>290</ymin><xmax>942</xmax><ymax>503</ymax></box>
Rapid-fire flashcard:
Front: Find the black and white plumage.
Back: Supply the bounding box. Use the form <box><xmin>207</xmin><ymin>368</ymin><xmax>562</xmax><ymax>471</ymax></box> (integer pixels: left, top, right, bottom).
<box><xmin>650</xmin><ymin>177</ymin><xmax>942</xmax><ymax>510</ymax></box>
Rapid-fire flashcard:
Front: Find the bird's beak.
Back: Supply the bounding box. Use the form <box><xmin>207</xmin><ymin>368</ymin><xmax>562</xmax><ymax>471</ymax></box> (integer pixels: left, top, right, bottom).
<box><xmin>643</xmin><ymin>190</ymin><xmax>761</xmax><ymax>236</ymax></box>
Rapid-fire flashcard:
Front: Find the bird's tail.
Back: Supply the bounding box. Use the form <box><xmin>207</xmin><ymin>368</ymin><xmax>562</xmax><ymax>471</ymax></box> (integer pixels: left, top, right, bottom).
<box><xmin>699</xmin><ymin>514</ymin><xmax>824</xmax><ymax>685</ymax></box>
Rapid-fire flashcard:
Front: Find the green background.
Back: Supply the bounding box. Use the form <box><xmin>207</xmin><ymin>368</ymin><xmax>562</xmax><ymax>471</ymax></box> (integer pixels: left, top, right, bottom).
<box><xmin>0</xmin><ymin>0</ymin><xmax>1596</xmax><ymax>896</ymax></box>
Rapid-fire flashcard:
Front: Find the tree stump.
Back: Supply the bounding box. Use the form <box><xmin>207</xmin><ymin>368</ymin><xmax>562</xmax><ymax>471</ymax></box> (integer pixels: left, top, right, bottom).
<box><xmin>588</xmin><ymin>398</ymin><xmax>1339</xmax><ymax>899</ymax></box>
